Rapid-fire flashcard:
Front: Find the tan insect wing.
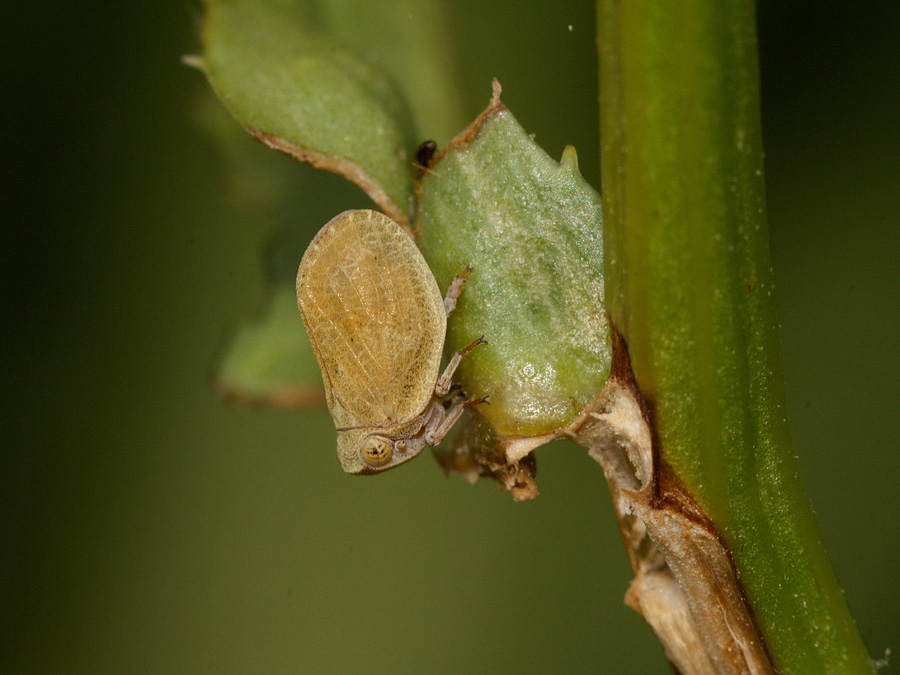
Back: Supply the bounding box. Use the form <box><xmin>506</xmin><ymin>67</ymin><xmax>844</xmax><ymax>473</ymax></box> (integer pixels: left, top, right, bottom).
<box><xmin>296</xmin><ymin>210</ymin><xmax>447</xmax><ymax>429</ymax></box>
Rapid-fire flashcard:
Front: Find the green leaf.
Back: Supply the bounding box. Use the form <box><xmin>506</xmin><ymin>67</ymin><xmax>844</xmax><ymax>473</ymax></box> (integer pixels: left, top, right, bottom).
<box><xmin>190</xmin><ymin>88</ymin><xmax>323</xmax><ymax>219</ymax></box>
<box><xmin>311</xmin><ymin>0</ymin><xmax>468</xmax><ymax>146</ymax></box>
<box><xmin>216</xmin><ymin>284</ymin><xmax>324</xmax><ymax>407</ymax></box>
<box><xmin>418</xmin><ymin>86</ymin><xmax>609</xmax><ymax>442</ymax></box>
<box><xmin>201</xmin><ymin>0</ymin><xmax>420</xmax><ymax>223</ymax></box>
<box><xmin>598</xmin><ymin>1</ymin><xmax>875</xmax><ymax>672</ymax></box>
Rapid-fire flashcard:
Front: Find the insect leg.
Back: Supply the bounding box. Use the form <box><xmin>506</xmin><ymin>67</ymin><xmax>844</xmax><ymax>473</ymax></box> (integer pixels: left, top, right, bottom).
<box><xmin>443</xmin><ymin>264</ymin><xmax>472</xmax><ymax>315</ymax></box>
<box><xmin>441</xmin><ymin>383</ymin><xmax>466</xmax><ymax>406</ymax></box>
<box><xmin>423</xmin><ymin>396</ymin><xmax>489</xmax><ymax>446</ymax></box>
<box><xmin>434</xmin><ymin>335</ymin><xmax>486</xmax><ymax>396</ymax></box>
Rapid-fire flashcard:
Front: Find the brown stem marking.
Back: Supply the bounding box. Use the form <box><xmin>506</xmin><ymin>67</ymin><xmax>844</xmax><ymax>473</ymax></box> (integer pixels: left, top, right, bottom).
<box><xmin>569</xmin><ymin>326</ymin><xmax>775</xmax><ymax>675</ymax></box>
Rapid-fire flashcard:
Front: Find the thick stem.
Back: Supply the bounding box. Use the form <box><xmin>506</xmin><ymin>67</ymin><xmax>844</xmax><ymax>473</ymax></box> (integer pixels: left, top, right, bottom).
<box><xmin>596</xmin><ymin>1</ymin><xmax>875</xmax><ymax>672</ymax></box>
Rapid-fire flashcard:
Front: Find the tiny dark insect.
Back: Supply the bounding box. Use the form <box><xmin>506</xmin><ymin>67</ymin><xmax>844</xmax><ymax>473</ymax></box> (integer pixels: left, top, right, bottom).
<box><xmin>415</xmin><ymin>140</ymin><xmax>437</xmax><ymax>169</ymax></box>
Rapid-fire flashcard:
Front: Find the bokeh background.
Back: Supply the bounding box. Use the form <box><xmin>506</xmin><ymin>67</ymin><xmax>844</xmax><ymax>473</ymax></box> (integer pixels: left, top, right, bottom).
<box><xmin>3</xmin><ymin>1</ymin><xmax>898</xmax><ymax>672</ymax></box>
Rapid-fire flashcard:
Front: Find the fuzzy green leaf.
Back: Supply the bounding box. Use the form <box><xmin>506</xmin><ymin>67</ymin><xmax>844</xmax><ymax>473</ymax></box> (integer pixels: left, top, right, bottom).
<box><xmin>201</xmin><ymin>0</ymin><xmax>420</xmax><ymax>222</ymax></box>
<box><xmin>418</xmin><ymin>91</ymin><xmax>609</xmax><ymax>440</ymax></box>
<box><xmin>310</xmin><ymin>0</ymin><xmax>467</xmax><ymax>147</ymax></box>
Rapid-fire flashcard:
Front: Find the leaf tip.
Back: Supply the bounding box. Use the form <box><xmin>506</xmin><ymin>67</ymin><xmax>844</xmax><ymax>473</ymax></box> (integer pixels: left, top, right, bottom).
<box><xmin>490</xmin><ymin>78</ymin><xmax>503</xmax><ymax>106</ymax></box>
<box><xmin>434</xmin><ymin>80</ymin><xmax>508</xmax><ymax>160</ymax></box>
<box><xmin>560</xmin><ymin>144</ymin><xmax>580</xmax><ymax>174</ymax></box>
<box><xmin>181</xmin><ymin>54</ymin><xmax>207</xmax><ymax>73</ymax></box>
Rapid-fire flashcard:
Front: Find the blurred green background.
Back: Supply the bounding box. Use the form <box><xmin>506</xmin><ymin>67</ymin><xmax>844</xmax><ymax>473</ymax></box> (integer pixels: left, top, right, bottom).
<box><xmin>3</xmin><ymin>2</ymin><xmax>897</xmax><ymax>672</ymax></box>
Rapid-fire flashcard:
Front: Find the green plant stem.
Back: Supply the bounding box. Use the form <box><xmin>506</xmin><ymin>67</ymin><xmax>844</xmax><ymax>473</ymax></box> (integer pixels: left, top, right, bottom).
<box><xmin>596</xmin><ymin>1</ymin><xmax>874</xmax><ymax>672</ymax></box>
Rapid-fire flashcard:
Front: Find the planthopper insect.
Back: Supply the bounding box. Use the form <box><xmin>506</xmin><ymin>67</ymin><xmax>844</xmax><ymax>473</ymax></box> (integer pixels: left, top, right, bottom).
<box><xmin>296</xmin><ymin>209</ymin><xmax>486</xmax><ymax>474</ymax></box>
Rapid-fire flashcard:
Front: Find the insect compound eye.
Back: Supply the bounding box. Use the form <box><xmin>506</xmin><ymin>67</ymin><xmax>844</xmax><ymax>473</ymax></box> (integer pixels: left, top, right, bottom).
<box><xmin>361</xmin><ymin>436</ymin><xmax>393</xmax><ymax>467</ymax></box>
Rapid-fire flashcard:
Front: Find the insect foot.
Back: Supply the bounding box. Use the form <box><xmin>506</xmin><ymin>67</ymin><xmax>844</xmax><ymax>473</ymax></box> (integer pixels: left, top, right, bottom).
<box><xmin>296</xmin><ymin>209</ymin><xmax>485</xmax><ymax>475</ymax></box>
